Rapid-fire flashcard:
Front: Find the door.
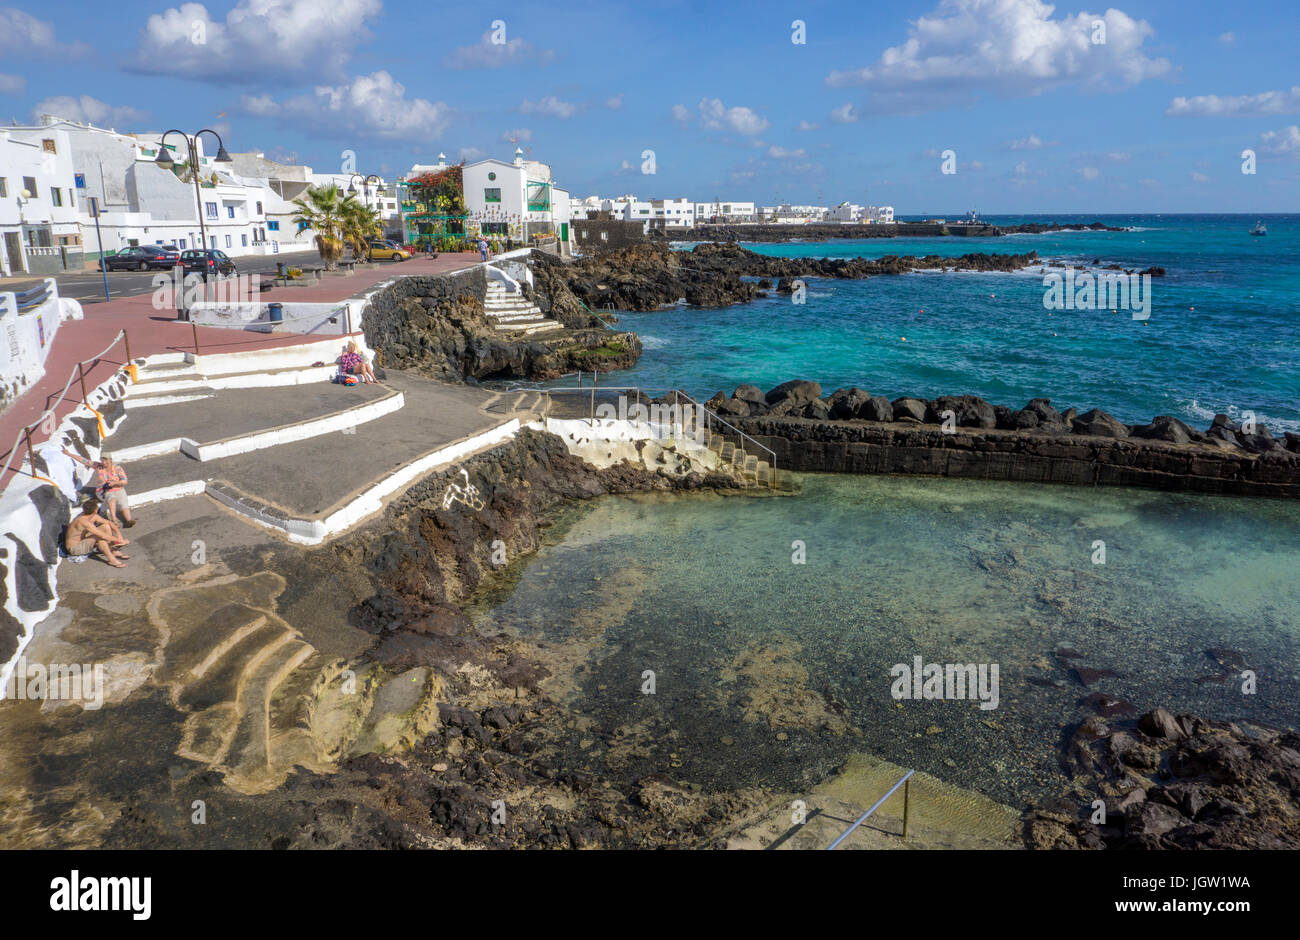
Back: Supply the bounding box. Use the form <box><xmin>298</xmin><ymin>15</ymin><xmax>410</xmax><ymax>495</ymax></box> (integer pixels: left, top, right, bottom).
<box><xmin>4</xmin><ymin>232</ymin><xmax>23</xmax><ymax>274</ymax></box>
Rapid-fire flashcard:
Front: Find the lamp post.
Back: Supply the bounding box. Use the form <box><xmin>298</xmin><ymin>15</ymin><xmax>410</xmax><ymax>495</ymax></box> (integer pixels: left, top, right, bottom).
<box><xmin>152</xmin><ymin>128</ymin><xmax>232</xmax><ymax>273</ymax></box>
<box><xmin>347</xmin><ymin>173</ymin><xmax>382</xmax><ymax>208</ymax></box>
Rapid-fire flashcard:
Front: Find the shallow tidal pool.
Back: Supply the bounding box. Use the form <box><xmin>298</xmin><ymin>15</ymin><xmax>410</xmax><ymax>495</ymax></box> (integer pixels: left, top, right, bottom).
<box><xmin>472</xmin><ymin>474</ymin><xmax>1300</xmax><ymax>809</ymax></box>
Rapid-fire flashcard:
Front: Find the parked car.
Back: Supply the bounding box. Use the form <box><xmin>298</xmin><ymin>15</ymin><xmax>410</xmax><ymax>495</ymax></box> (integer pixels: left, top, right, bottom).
<box><xmin>179</xmin><ymin>249</ymin><xmax>236</xmax><ymax>277</ymax></box>
<box><xmin>368</xmin><ymin>239</ymin><xmax>413</xmax><ymax>262</ymax></box>
<box><xmin>99</xmin><ymin>246</ymin><xmax>180</xmax><ymax>271</ymax></box>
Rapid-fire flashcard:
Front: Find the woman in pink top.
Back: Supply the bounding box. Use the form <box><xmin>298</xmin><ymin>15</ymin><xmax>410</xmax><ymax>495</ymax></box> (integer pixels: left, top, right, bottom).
<box><xmin>340</xmin><ymin>340</ymin><xmax>377</xmax><ymax>384</ymax></box>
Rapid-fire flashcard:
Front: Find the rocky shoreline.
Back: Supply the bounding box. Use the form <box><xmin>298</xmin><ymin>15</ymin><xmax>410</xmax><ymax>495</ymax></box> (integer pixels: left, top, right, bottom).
<box><xmin>361</xmin><ymin>267</ymin><xmax>642</xmax><ymax>381</ymax></box>
<box><xmin>702</xmin><ymin>381</ymin><xmax>1300</xmax><ymax>498</ymax></box>
<box><xmin>554</xmin><ymin>242</ymin><xmax>1042</xmax><ymax>312</ymax></box>
<box><xmin>1028</xmin><ymin>707</ymin><xmax>1300</xmax><ymax>849</ymax></box>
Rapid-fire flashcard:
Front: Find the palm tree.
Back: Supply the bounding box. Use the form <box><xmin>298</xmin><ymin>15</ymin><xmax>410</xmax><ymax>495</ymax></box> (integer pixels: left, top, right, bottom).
<box><xmin>340</xmin><ymin>198</ymin><xmax>383</xmax><ymax>261</ymax></box>
<box><xmin>291</xmin><ymin>184</ymin><xmax>349</xmax><ymax>270</ymax></box>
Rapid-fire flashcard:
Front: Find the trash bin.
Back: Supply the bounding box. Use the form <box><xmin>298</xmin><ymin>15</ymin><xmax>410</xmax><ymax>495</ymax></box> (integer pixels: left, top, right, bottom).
<box><xmin>268</xmin><ymin>302</ymin><xmax>283</xmax><ymax>323</ymax></box>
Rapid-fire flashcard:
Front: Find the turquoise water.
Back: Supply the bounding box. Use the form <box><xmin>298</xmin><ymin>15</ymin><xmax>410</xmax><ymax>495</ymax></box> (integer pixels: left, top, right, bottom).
<box><xmin>606</xmin><ymin>214</ymin><xmax>1299</xmax><ymax>432</ymax></box>
<box><xmin>477</xmin><ymin>477</ymin><xmax>1300</xmax><ymax>807</ymax></box>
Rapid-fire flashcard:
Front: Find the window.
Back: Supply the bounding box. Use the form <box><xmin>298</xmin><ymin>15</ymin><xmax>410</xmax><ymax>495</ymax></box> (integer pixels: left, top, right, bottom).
<box><xmin>481</xmin><ymin>222</ymin><xmax>507</xmax><ymax>235</ymax></box>
<box><xmin>23</xmin><ymin>176</ymin><xmax>37</xmax><ymax>198</ymax></box>
<box><xmin>225</xmin><ymin>235</ymin><xmax>232</xmax><ymax>248</ymax></box>
<box><xmin>241</xmin><ymin>234</ymin><xmax>248</xmax><ymax>246</ymax></box>
<box><xmin>205</xmin><ymin>202</ymin><xmax>218</xmax><ymax>218</ymax></box>
<box><xmin>256</xmin><ymin>201</ymin><xmax>263</xmax><ymax>214</ymax></box>
<box><xmin>0</xmin><ymin>178</ymin><xmax>7</xmax><ymax>197</ymax></box>
<box><xmin>267</xmin><ymin>221</ymin><xmax>280</xmax><ymax>231</ymax></box>
<box><xmin>488</xmin><ymin>172</ymin><xmax>496</xmax><ymax>181</ymax></box>
<box><xmin>227</xmin><ymin>206</ymin><xmax>235</xmax><ymax>218</ymax></box>
<box><xmin>50</xmin><ymin>188</ymin><xmax>62</xmax><ymax>207</ymax></box>
<box><xmin>87</xmin><ymin>196</ymin><xmax>100</xmax><ymax>217</ymax></box>
<box><xmin>178</xmin><ymin>239</ymin><xmax>187</xmax><ymax>249</ymax></box>
<box><xmin>75</xmin><ymin>173</ymin><xmax>86</xmax><ymax>189</ymax></box>
<box><xmin>484</xmin><ymin>187</ymin><xmax>501</xmax><ymax>203</ymax></box>
<box><xmin>42</xmin><ymin>139</ymin><xmax>56</xmax><ymax>154</ymax></box>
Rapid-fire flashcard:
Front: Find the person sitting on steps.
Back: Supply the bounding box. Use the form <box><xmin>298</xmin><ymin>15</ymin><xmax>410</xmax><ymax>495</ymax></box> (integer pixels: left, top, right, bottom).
<box><xmin>339</xmin><ymin>340</ymin><xmax>378</xmax><ymax>384</ymax></box>
<box><xmin>64</xmin><ymin>449</ymin><xmax>136</xmax><ymax>528</ymax></box>
<box><xmin>64</xmin><ymin>498</ymin><xmax>130</xmax><ymax>567</ymax></box>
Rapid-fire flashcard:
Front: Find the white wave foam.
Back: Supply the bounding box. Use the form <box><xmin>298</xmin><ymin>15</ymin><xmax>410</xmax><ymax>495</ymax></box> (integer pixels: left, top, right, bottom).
<box><xmin>1182</xmin><ymin>399</ymin><xmax>1300</xmax><ymax>435</ymax></box>
<box><xmin>639</xmin><ymin>335</ymin><xmax>668</xmax><ymax>350</ymax></box>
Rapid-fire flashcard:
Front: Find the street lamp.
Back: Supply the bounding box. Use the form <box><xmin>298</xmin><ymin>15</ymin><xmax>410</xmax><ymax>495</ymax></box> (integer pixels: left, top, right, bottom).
<box><xmin>153</xmin><ymin>128</ymin><xmax>232</xmax><ymax>265</ymax></box>
<box><xmin>347</xmin><ymin>173</ymin><xmax>382</xmax><ymax>206</ymax></box>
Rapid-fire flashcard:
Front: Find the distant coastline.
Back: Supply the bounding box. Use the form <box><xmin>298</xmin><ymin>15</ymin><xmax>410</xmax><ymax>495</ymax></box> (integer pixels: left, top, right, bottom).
<box><xmin>653</xmin><ymin>220</ymin><xmax>1128</xmax><ymax>243</ymax></box>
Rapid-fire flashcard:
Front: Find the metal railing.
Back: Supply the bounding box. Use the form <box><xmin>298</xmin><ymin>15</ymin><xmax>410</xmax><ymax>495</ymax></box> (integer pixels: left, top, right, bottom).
<box><xmin>514</xmin><ymin>382</ymin><xmax>778</xmax><ymax>488</ymax></box>
<box><xmin>826</xmin><ymin>768</ymin><xmax>914</xmax><ymax>849</ymax></box>
<box><xmin>0</xmin><ymin>330</ymin><xmax>133</xmax><ymax>490</ymax></box>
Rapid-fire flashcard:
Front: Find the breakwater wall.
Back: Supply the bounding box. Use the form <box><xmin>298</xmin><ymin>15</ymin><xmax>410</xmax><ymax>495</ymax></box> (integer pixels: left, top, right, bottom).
<box><xmin>723</xmin><ymin>417</ymin><xmax>1300</xmax><ymax>498</ymax></box>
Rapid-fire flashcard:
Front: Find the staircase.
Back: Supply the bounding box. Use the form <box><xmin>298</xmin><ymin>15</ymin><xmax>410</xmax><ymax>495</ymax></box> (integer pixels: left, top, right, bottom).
<box><xmin>483</xmin><ymin>281</ymin><xmax>564</xmax><ymax>336</ymax></box>
<box><xmin>702</xmin><ymin>426</ymin><xmax>783</xmax><ymax>488</ymax></box>
<box><xmin>150</xmin><ymin>572</ymin><xmax>444</xmax><ymax>794</ymax></box>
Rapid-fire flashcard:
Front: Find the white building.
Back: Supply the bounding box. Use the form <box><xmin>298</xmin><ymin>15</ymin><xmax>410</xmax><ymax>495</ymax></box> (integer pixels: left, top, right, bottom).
<box><xmin>0</xmin><ymin>126</ymin><xmax>82</xmax><ymax>276</ymax></box>
<box><xmin>694</xmin><ymin>201</ymin><xmax>756</xmax><ymax>223</ymax></box>
<box><xmin>460</xmin><ymin>148</ymin><xmax>575</xmax><ymax>255</ymax></box>
<box><xmin>867</xmin><ymin>205</ymin><xmax>895</xmax><ymax>223</ymax></box>
<box><xmin>647</xmin><ymin>197</ymin><xmax>695</xmax><ymax>228</ymax></box>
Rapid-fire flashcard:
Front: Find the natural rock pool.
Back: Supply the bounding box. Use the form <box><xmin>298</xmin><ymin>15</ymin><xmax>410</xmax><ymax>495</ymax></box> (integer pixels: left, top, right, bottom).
<box><xmin>471</xmin><ymin>473</ymin><xmax>1300</xmax><ymax>809</ymax></box>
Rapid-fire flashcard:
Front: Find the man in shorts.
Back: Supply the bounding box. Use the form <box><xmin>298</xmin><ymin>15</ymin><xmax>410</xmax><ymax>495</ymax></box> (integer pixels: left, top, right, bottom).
<box><xmin>64</xmin><ymin>499</ymin><xmax>130</xmax><ymax>567</ymax></box>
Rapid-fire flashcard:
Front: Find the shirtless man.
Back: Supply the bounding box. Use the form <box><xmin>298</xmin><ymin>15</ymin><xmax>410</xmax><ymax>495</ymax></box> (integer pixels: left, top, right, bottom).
<box><xmin>65</xmin><ymin>499</ymin><xmax>130</xmax><ymax>567</ymax></box>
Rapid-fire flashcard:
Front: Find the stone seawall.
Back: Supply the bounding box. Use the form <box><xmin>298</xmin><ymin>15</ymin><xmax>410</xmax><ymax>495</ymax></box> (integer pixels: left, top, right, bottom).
<box><xmin>727</xmin><ymin>417</ymin><xmax>1300</xmax><ymax>498</ymax></box>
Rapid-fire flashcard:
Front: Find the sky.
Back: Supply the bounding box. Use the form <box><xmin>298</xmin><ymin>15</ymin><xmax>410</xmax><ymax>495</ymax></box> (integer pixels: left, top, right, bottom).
<box><xmin>1</xmin><ymin>0</ymin><xmax>1298</xmax><ymax>214</ymax></box>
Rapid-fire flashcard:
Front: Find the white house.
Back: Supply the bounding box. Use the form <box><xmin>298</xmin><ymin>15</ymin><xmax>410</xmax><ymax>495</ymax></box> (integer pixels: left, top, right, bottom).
<box><xmin>0</xmin><ymin>126</ymin><xmax>82</xmax><ymax>276</ymax></box>
<box><xmin>461</xmin><ymin>148</ymin><xmax>574</xmax><ymax>255</ymax></box>
<box><xmin>694</xmin><ymin>201</ymin><xmax>756</xmax><ymax>223</ymax></box>
<box><xmin>648</xmin><ymin>197</ymin><xmax>695</xmax><ymax>228</ymax></box>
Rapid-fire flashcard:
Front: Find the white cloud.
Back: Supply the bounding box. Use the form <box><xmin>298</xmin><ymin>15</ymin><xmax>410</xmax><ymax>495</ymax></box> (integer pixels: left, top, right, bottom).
<box><xmin>795</xmin><ymin>120</ymin><xmax>819</xmax><ymax>131</ymax></box>
<box><xmin>131</xmin><ymin>0</ymin><xmax>380</xmax><ymax>83</ymax></box>
<box><xmin>825</xmin><ymin>0</ymin><xmax>1172</xmax><ymax>113</ymax></box>
<box><xmin>1259</xmin><ymin>125</ymin><xmax>1300</xmax><ymax>157</ymax></box>
<box><xmin>0</xmin><ymin>7</ymin><xmax>89</xmax><ymax>57</ymax></box>
<box><xmin>31</xmin><ymin>95</ymin><xmax>148</xmax><ymax>128</ymax></box>
<box><xmin>671</xmin><ymin>103</ymin><xmax>690</xmax><ymax>123</ymax></box>
<box><xmin>1078</xmin><ymin>166</ymin><xmax>1100</xmax><ymax>180</ymax></box>
<box><xmin>1014</xmin><ymin>160</ymin><xmax>1030</xmax><ymax>176</ymax></box>
<box><xmin>1008</xmin><ymin>134</ymin><xmax>1047</xmax><ymax>150</ymax></box>
<box><xmin>830</xmin><ymin>103</ymin><xmax>859</xmax><ymax>123</ymax></box>
<box><xmin>1219</xmin><ymin>32</ymin><xmax>1235</xmax><ymax>45</ymax></box>
<box><xmin>1190</xmin><ymin>171</ymin><xmax>1210</xmax><ymax>182</ymax></box>
<box><xmin>240</xmin><ymin>72</ymin><xmax>450</xmax><ymax>141</ymax></box>
<box><xmin>458</xmin><ymin>147</ymin><xmax>486</xmax><ymax>162</ymax></box>
<box><xmin>606</xmin><ymin>94</ymin><xmax>623</xmax><ymax>110</ymax></box>
<box><xmin>501</xmin><ymin>128</ymin><xmax>532</xmax><ymax>144</ymax></box>
<box><xmin>1105</xmin><ymin>151</ymin><xmax>1131</xmax><ymax>163</ymax></box>
<box><xmin>1166</xmin><ymin>87</ymin><xmax>1300</xmax><ymax>118</ymax></box>
<box><xmin>0</xmin><ymin>73</ymin><xmax>24</xmax><ymax>93</ymax></box>
<box><xmin>443</xmin><ymin>29</ymin><xmax>555</xmax><ymax>69</ymax></box>
<box><xmin>698</xmin><ymin>98</ymin><xmax>769</xmax><ymax>135</ymax></box>
<box><xmin>767</xmin><ymin>145</ymin><xmax>807</xmax><ymax>159</ymax></box>
<box><xmin>520</xmin><ymin>95</ymin><xmax>578</xmax><ymax>119</ymax></box>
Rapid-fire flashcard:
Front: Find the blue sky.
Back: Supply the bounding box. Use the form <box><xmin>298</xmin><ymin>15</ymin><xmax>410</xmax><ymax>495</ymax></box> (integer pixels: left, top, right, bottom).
<box><xmin>2</xmin><ymin>0</ymin><xmax>1298</xmax><ymax>213</ymax></box>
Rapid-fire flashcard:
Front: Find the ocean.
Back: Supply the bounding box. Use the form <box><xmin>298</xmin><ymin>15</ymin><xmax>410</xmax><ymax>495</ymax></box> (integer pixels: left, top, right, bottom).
<box><xmin>476</xmin><ymin>215</ymin><xmax>1300</xmax><ymax>811</ymax></box>
<box><xmin>607</xmin><ymin>214</ymin><xmax>1299</xmax><ymax>433</ymax></box>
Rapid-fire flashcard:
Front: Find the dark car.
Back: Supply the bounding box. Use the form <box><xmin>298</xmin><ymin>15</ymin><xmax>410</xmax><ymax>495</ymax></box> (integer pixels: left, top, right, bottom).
<box><xmin>179</xmin><ymin>249</ymin><xmax>236</xmax><ymax>277</ymax></box>
<box><xmin>99</xmin><ymin>246</ymin><xmax>180</xmax><ymax>271</ymax></box>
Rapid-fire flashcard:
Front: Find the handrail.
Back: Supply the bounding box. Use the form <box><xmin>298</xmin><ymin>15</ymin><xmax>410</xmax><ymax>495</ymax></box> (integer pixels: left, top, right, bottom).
<box><xmin>574</xmin><ymin>297</ymin><xmax>613</xmax><ymax>329</ymax></box>
<box><xmin>0</xmin><ymin>329</ymin><xmax>129</xmax><ymax>490</ymax></box>
<box><xmin>826</xmin><ymin>769</ymin><xmax>914</xmax><ymax>850</ymax></box>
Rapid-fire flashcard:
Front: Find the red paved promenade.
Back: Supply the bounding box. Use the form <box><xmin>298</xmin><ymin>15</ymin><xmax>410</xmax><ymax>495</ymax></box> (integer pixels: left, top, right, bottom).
<box><xmin>1</xmin><ymin>252</ymin><xmax>479</xmax><ymax>486</ymax></box>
